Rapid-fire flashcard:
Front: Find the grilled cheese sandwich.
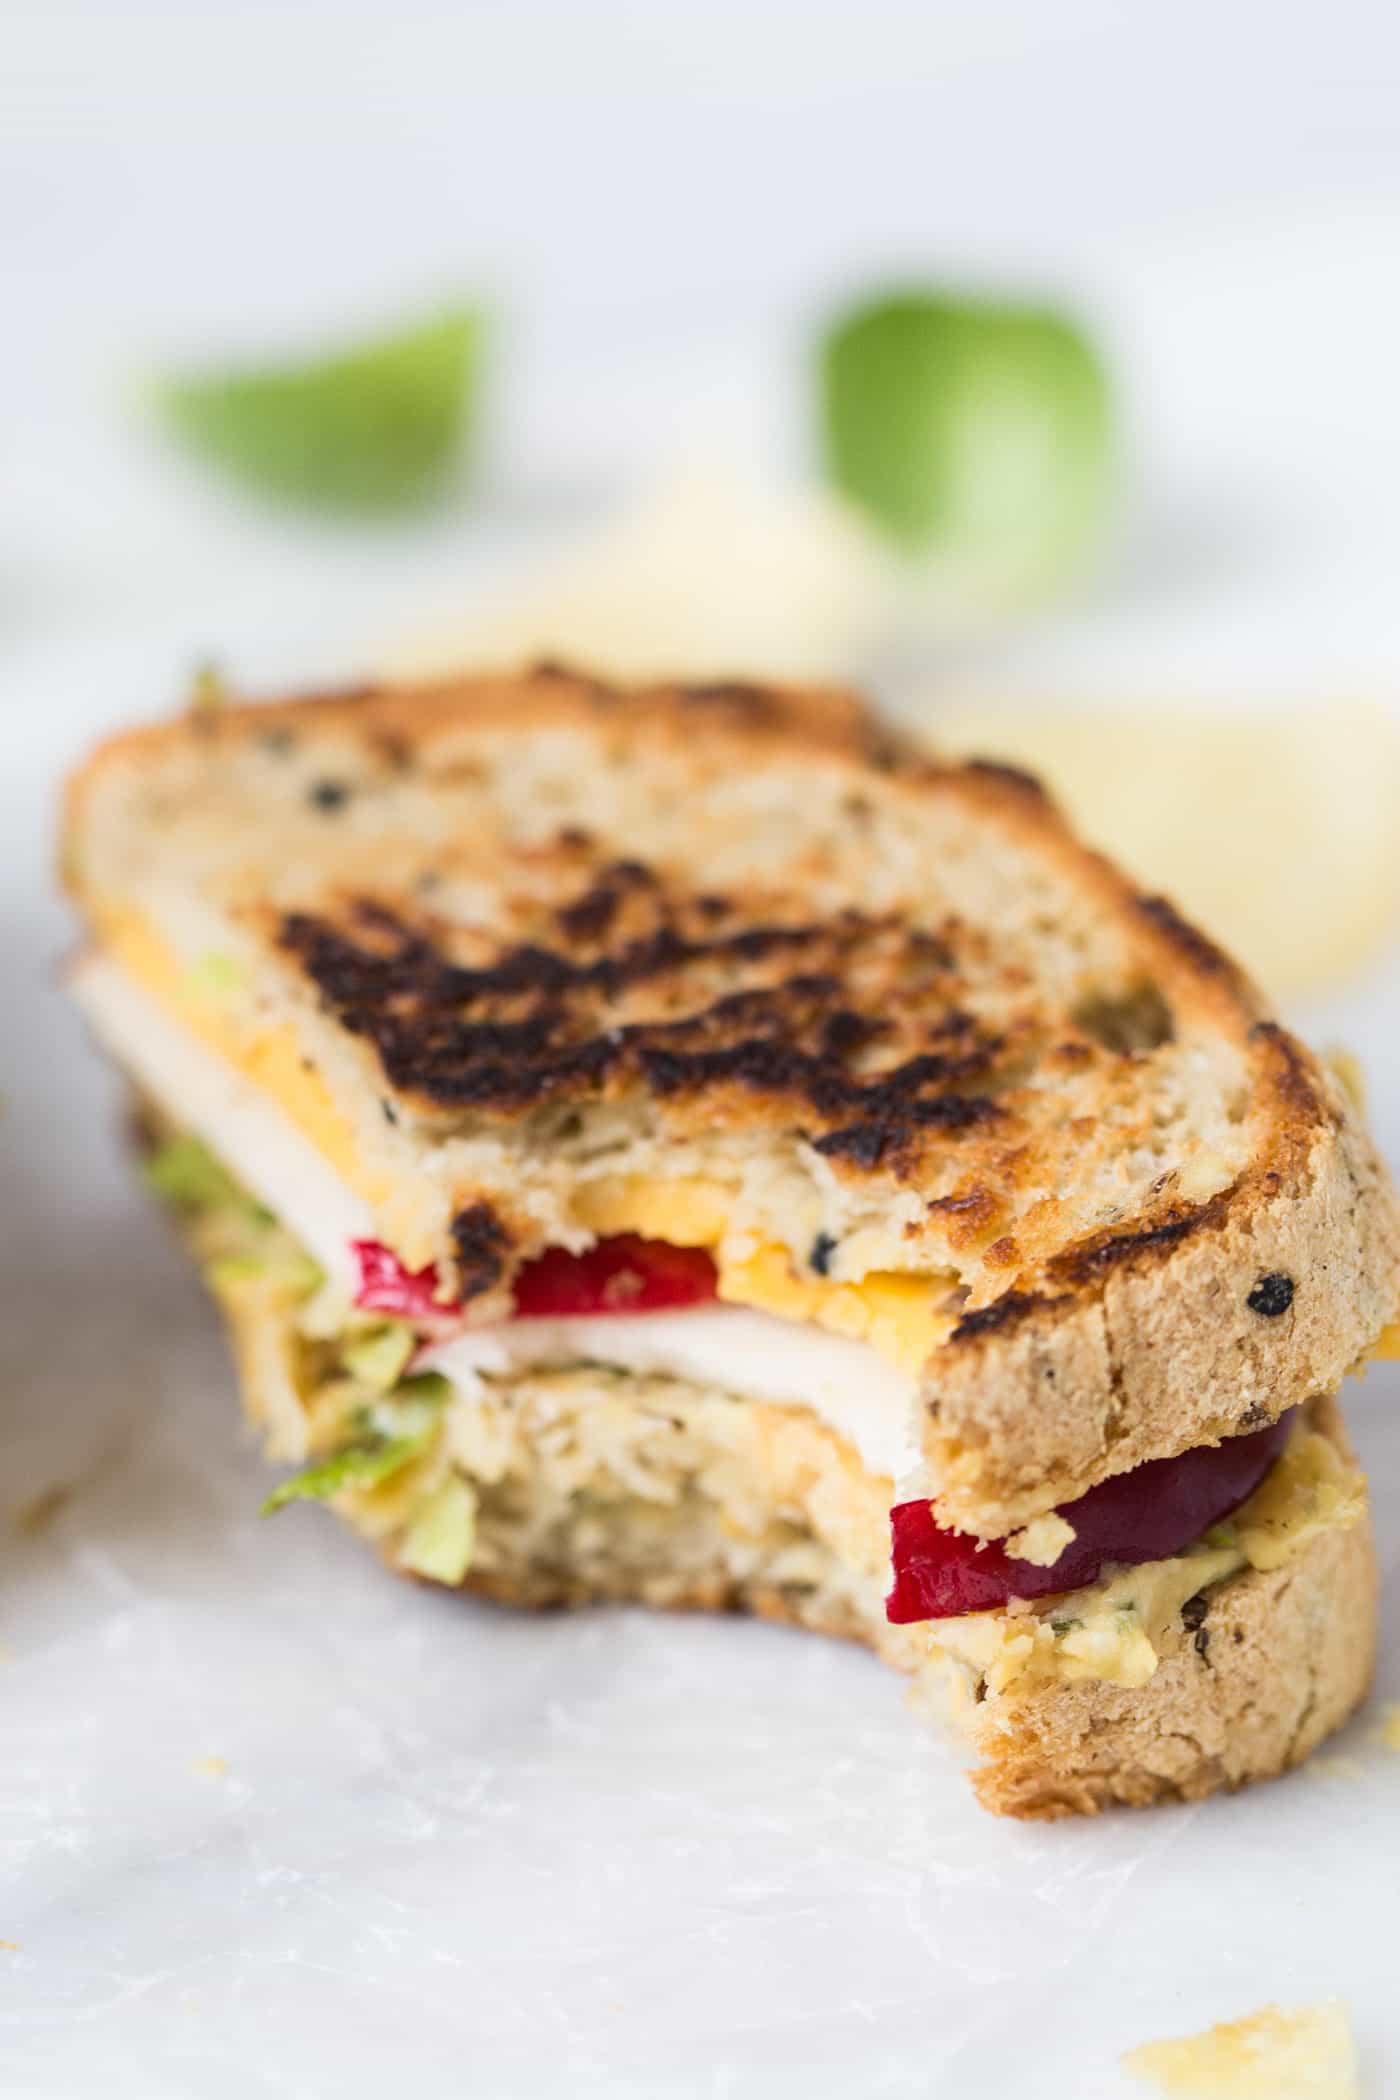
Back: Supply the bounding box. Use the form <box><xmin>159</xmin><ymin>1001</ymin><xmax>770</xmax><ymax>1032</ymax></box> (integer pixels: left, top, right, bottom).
<box><xmin>64</xmin><ymin>666</ymin><xmax>1400</xmax><ymax>1817</ymax></box>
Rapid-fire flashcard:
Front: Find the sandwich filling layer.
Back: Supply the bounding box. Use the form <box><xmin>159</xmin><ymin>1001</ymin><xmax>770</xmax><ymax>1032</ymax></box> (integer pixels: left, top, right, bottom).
<box><xmin>85</xmin><ymin>940</ymin><xmax>1368</xmax><ymax>1680</ymax></box>
<box><xmin>148</xmin><ymin>1128</ymin><xmax>1366</xmax><ymax>1703</ymax></box>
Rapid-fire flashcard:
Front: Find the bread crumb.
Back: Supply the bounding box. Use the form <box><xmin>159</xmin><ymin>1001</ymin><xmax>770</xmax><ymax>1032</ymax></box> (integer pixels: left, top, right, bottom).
<box><xmin>1004</xmin><ymin>1513</ymin><xmax>1076</xmax><ymax>1568</ymax></box>
<box><xmin>192</xmin><ymin>1755</ymin><xmax>228</xmax><ymax>1779</ymax></box>
<box><xmin>0</xmin><ymin>1941</ymin><xmax>19</xmax><ymax>1953</ymax></box>
<box><xmin>1123</xmin><ymin>2000</ymin><xmax>1357</xmax><ymax>2098</ymax></box>
<box><xmin>1373</xmin><ymin>1701</ymin><xmax>1400</xmax><ymax>1752</ymax></box>
<box><xmin>1304</xmin><ymin>1753</ymin><xmax>1364</xmax><ymax>1786</ymax></box>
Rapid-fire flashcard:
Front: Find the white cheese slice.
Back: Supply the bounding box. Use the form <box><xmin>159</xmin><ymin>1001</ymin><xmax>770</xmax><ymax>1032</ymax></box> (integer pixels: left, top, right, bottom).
<box><xmin>423</xmin><ymin>1309</ymin><xmax>917</xmax><ymax>1479</ymax></box>
<box><xmin>70</xmin><ymin>956</ymin><xmax>373</xmax><ymax>1292</ymax></box>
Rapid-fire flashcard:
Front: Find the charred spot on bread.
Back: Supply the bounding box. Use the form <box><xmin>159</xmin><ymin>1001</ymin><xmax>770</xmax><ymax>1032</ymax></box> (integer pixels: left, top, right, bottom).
<box><xmin>451</xmin><ymin>1201</ymin><xmax>510</xmax><ymax>1298</ymax></box>
<box><xmin>1246</xmin><ymin>1271</ymin><xmax>1295</xmax><ymax>1317</ymax></box>
<box><xmin>1250</xmin><ymin>1020</ymin><xmax>1327</xmax><ymax>1128</ymax></box>
<box><xmin>1071</xmin><ymin>981</ymin><xmax>1175</xmax><ymax>1054</ymax></box>
<box><xmin>949</xmin><ymin>1290</ymin><xmax>1061</xmax><ymax>1343</ymax></box>
<box><xmin>307</xmin><ymin>778</ymin><xmax>351</xmax><ymax>814</ymax></box>
<box><xmin>1048</xmin><ymin>1196</ymin><xmax>1229</xmax><ymax>1285</ymax></box>
<box><xmin>964</xmin><ymin>756</ymin><xmax>1050</xmax><ymax>800</ymax></box>
<box><xmin>555</xmin><ymin>859</ymin><xmax>658</xmax><ymax>944</ymax></box>
<box><xmin>675</xmin><ymin>680</ymin><xmax>783</xmax><ymax>721</ymax></box>
<box><xmin>1135</xmin><ymin>892</ymin><xmax>1250</xmax><ymax>995</ymax></box>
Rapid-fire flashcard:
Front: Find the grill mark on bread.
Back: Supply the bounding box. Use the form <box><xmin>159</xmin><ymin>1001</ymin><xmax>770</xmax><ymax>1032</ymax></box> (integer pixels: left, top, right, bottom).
<box><xmin>1250</xmin><ymin>1020</ymin><xmax>1326</xmax><ymax>1128</ymax></box>
<box><xmin>278</xmin><ymin>884</ymin><xmax>1014</xmax><ymax>1150</ymax></box>
<box><xmin>950</xmin><ymin>1290</ymin><xmax>1064</xmax><ymax>1341</ymax></box>
<box><xmin>812</xmin><ymin>1093</ymin><xmax>1000</xmax><ymax>1169</ymax></box>
<box><xmin>451</xmin><ymin>1200</ymin><xmax>510</xmax><ymax>1297</ymax></box>
<box><xmin>554</xmin><ymin>858</ymin><xmax>658</xmax><ymax>943</ymax></box>
<box><xmin>964</xmin><ymin>756</ymin><xmax>1051</xmax><ymax>801</ymax></box>
<box><xmin>675</xmin><ymin>680</ymin><xmax>784</xmax><ymax>722</ymax></box>
<box><xmin>1136</xmin><ymin>893</ymin><xmax>1238</xmax><ymax>983</ymax></box>
<box><xmin>1048</xmin><ymin>1194</ymin><xmax>1232</xmax><ymax>1285</ymax></box>
<box><xmin>287</xmin><ymin>909</ymin><xmax>838</xmax><ymax>1007</ymax></box>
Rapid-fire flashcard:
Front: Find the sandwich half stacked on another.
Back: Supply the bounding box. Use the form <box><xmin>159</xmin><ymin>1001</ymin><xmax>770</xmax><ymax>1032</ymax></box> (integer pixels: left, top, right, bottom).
<box><xmin>63</xmin><ymin>668</ymin><xmax>1400</xmax><ymax>1817</ymax></box>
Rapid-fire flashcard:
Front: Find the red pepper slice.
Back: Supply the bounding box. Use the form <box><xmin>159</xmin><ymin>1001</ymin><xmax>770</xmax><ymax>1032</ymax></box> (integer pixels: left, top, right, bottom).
<box><xmin>886</xmin><ymin>1411</ymin><xmax>1292</xmax><ymax>1623</ymax></box>
<box><xmin>351</xmin><ymin>1239</ymin><xmax>450</xmax><ymax>1324</ymax></box>
<box><xmin>351</xmin><ymin>1233</ymin><xmax>718</xmax><ymax>1326</ymax></box>
<box><xmin>512</xmin><ymin>1234</ymin><xmax>718</xmax><ymax>1318</ymax></box>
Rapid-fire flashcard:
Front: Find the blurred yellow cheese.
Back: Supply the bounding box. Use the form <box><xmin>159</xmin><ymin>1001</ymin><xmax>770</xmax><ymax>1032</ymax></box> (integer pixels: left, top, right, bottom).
<box><xmin>718</xmin><ymin>1244</ymin><xmax>951</xmax><ymax>1370</ymax></box>
<box><xmin>95</xmin><ymin>908</ymin><xmax>391</xmax><ymax>1211</ymax></box>
<box><xmin>1122</xmin><ymin>1999</ymin><xmax>1358</xmax><ymax>2098</ymax></box>
<box><xmin>1368</xmin><ymin>1319</ymin><xmax>1400</xmax><ymax>1361</ymax></box>
<box><xmin>574</xmin><ymin>1174</ymin><xmax>733</xmax><ymax>1249</ymax></box>
<box><xmin>916</xmin><ymin>701</ymin><xmax>1400</xmax><ymax>1001</ymax></box>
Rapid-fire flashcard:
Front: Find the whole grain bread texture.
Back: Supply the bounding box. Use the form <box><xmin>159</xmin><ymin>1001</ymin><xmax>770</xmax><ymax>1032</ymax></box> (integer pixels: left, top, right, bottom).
<box><xmin>65</xmin><ymin>666</ymin><xmax>1400</xmax><ymax>1534</ymax></box>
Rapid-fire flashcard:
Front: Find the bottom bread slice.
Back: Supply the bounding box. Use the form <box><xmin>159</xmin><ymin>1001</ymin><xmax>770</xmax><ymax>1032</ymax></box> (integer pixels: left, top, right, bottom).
<box><xmin>199</xmin><ymin>1205</ymin><xmax>1375</xmax><ymax>1818</ymax></box>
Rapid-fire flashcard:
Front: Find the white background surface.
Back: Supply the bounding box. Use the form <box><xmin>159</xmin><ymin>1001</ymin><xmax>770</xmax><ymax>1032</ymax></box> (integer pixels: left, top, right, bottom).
<box><xmin>5</xmin><ymin>5</ymin><xmax>1400</xmax><ymax>2094</ymax></box>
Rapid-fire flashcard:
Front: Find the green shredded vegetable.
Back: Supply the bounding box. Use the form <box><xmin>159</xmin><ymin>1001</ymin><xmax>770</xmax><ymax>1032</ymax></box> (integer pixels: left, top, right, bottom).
<box><xmin>399</xmin><ymin>1474</ymin><xmax>478</xmax><ymax>1584</ymax></box>
<box><xmin>142</xmin><ymin>1134</ymin><xmax>267</xmax><ymax>1222</ymax></box>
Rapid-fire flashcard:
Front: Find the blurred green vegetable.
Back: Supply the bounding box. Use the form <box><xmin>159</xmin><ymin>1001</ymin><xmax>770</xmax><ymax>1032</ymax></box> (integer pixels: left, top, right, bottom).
<box><xmin>399</xmin><ymin>1474</ymin><xmax>478</xmax><ymax>1583</ymax></box>
<box><xmin>819</xmin><ymin>291</ymin><xmax>1112</xmax><ymax>597</ymax></box>
<box><xmin>143</xmin><ymin>1131</ymin><xmax>265</xmax><ymax>1222</ymax></box>
<box><xmin>155</xmin><ymin>305</ymin><xmax>484</xmax><ymax>514</ymax></box>
<box><xmin>259</xmin><ymin>1433</ymin><xmax>427</xmax><ymax>1514</ymax></box>
<box><xmin>260</xmin><ymin>1373</ymin><xmax>450</xmax><ymax>1514</ymax></box>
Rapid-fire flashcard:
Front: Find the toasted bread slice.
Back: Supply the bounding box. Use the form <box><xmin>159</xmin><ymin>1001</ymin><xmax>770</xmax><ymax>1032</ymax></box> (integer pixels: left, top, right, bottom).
<box><xmin>64</xmin><ymin>667</ymin><xmax>1400</xmax><ymax>1534</ymax></box>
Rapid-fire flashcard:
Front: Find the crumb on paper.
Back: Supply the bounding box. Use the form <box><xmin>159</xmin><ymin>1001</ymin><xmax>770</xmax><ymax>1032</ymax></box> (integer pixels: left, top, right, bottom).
<box><xmin>1004</xmin><ymin>1513</ymin><xmax>1076</xmax><ymax>1567</ymax></box>
<box><xmin>1122</xmin><ymin>2000</ymin><xmax>1358</xmax><ymax>2098</ymax></box>
<box><xmin>192</xmin><ymin>1755</ymin><xmax>229</xmax><ymax>1779</ymax></box>
<box><xmin>0</xmin><ymin>1941</ymin><xmax>19</xmax><ymax>1953</ymax></box>
<box><xmin>1372</xmin><ymin>1701</ymin><xmax>1400</xmax><ymax>1752</ymax></box>
<box><xmin>1304</xmin><ymin>1752</ymin><xmax>1365</xmax><ymax>1786</ymax></box>
<box><xmin>13</xmin><ymin>1484</ymin><xmax>73</xmax><ymax>1537</ymax></box>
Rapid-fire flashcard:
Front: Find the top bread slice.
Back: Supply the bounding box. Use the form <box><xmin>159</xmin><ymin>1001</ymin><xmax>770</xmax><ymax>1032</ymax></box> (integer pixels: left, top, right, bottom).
<box><xmin>63</xmin><ymin>665</ymin><xmax>1400</xmax><ymax>1534</ymax></box>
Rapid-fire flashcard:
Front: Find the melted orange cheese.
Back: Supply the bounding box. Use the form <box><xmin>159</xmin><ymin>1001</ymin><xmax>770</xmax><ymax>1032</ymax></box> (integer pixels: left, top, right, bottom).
<box><xmin>95</xmin><ymin>907</ymin><xmax>394</xmax><ymax>1213</ymax></box>
<box><xmin>576</xmin><ymin>1177</ymin><xmax>953</xmax><ymax>1370</ymax></box>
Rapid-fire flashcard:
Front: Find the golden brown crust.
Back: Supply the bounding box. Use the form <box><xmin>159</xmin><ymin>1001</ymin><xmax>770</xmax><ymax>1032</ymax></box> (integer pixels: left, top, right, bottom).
<box><xmin>958</xmin><ymin>1397</ymin><xmax>1375</xmax><ymax>1817</ymax></box>
<box><xmin>65</xmin><ymin>666</ymin><xmax>1400</xmax><ymax>1530</ymax></box>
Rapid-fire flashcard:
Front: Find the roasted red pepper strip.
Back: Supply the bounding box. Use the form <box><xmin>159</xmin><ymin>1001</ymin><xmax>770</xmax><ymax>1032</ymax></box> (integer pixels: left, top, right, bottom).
<box><xmin>886</xmin><ymin>1412</ymin><xmax>1293</xmax><ymax>1623</ymax></box>
<box><xmin>351</xmin><ymin>1239</ymin><xmax>450</xmax><ymax>1323</ymax></box>
<box><xmin>352</xmin><ymin>1233</ymin><xmax>718</xmax><ymax>1326</ymax></box>
<box><xmin>512</xmin><ymin>1234</ymin><xmax>718</xmax><ymax>1317</ymax></box>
